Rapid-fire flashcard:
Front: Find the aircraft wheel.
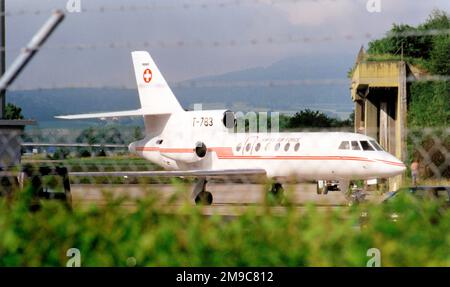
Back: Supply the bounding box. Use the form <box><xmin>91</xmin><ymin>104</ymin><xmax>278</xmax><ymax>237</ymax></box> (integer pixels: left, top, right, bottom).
<box><xmin>268</xmin><ymin>183</ymin><xmax>284</xmax><ymax>204</ymax></box>
<box><xmin>195</xmin><ymin>191</ymin><xmax>213</xmax><ymax>205</ymax></box>
<box><xmin>316</xmin><ymin>181</ymin><xmax>328</xmax><ymax>195</ymax></box>
<box><xmin>270</xmin><ymin>183</ymin><xmax>284</xmax><ymax>197</ymax></box>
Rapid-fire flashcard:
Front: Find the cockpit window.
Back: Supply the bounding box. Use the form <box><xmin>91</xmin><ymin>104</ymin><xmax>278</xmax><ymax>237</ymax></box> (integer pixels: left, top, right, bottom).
<box><xmin>351</xmin><ymin>141</ymin><xmax>361</xmax><ymax>150</ymax></box>
<box><xmin>338</xmin><ymin>141</ymin><xmax>350</xmax><ymax>150</ymax></box>
<box><xmin>370</xmin><ymin>140</ymin><xmax>383</xmax><ymax>151</ymax></box>
<box><xmin>360</xmin><ymin>141</ymin><xmax>374</xmax><ymax>151</ymax></box>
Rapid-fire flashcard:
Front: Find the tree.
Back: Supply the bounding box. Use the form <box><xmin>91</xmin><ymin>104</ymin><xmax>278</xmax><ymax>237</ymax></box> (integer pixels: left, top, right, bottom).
<box><xmin>133</xmin><ymin>126</ymin><xmax>143</xmax><ymax>140</ymax></box>
<box><xmin>287</xmin><ymin>109</ymin><xmax>333</xmax><ymax>128</ymax></box>
<box><xmin>75</xmin><ymin>126</ymin><xmax>127</xmax><ymax>157</ymax></box>
<box><xmin>367</xmin><ymin>10</ymin><xmax>450</xmax><ymax>65</ymax></box>
<box><xmin>429</xmin><ymin>36</ymin><xmax>450</xmax><ymax>75</ymax></box>
<box><xmin>4</xmin><ymin>103</ymin><xmax>24</xmax><ymax>120</ymax></box>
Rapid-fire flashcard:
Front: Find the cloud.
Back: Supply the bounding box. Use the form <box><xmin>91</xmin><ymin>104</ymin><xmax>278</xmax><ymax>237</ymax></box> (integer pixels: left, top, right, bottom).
<box><xmin>4</xmin><ymin>0</ymin><xmax>450</xmax><ymax>89</ymax></box>
<box><xmin>266</xmin><ymin>0</ymin><xmax>360</xmax><ymax>27</ymax></box>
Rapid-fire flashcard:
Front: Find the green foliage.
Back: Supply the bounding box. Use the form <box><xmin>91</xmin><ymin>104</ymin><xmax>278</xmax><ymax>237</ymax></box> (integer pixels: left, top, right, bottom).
<box><xmin>408</xmin><ymin>81</ymin><xmax>450</xmax><ymax>128</ymax></box>
<box><xmin>76</xmin><ymin>126</ymin><xmax>125</xmax><ymax>145</ymax></box>
<box><xmin>51</xmin><ymin>148</ymin><xmax>71</xmax><ymax>160</ymax></box>
<box><xmin>236</xmin><ymin>111</ymin><xmax>351</xmax><ymax>132</ymax></box>
<box><xmin>368</xmin><ymin>24</ymin><xmax>429</xmax><ymax>59</ymax></box>
<box><xmin>407</xmin><ymin>81</ymin><xmax>449</xmax><ymax>178</ymax></box>
<box><xmin>286</xmin><ymin>109</ymin><xmax>352</xmax><ymax>129</ymax></box>
<box><xmin>367</xmin><ymin>9</ymin><xmax>450</xmax><ymax>73</ymax></box>
<box><xmin>4</xmin><ymin>103</ymin><xmax>24</xmax><ymax>120</ymax></box>
<box><xmin>0</xmin><ymin>188</ymin><xmax>449</xmax><ymax>266</ymax></box>
<box><xmin>365</xmin><ymin>10</ymin><xmax>450</xmax><ymax>173</ymax></box>
<box><xmin>407</xmin><ymin>128</ymin><xmax>450</xmax><ymax>178</ymax></box>
<box><xmin>429</xmin><ymin>35</ymin><xmax>450</xmax><ymax>75</ymax></box>
<box><xmin>133</xmin><ymin>126</ymin><xmax>144</xmax><ymax>141</ymax></box>
<box><xmin>75</xmin><ymin>126</ymin><xmax>129</xmax><ymax>157</ymax></box>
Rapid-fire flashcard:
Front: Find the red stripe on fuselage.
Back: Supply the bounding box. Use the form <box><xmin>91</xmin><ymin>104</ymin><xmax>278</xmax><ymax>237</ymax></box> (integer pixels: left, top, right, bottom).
<box><xmin>135</xmin><ymin>146</ymin><xmax>379</xmax><ymax>163</ymax></box>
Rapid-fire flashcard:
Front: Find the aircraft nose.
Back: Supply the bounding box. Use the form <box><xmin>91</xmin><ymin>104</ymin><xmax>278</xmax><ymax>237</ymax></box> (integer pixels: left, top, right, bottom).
<box><xmin>382</xmin><ymin>153</ymin><xmax>406</xmax><ymax>175</ymax></box>
<box><xmin>393</xmin><ymin>162</ymin><xmax>407</xmax><ymax>175</ymax></box>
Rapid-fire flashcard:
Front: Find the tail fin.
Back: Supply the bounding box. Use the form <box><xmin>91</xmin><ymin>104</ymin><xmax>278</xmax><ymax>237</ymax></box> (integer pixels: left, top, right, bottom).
<box><xmin>131</xmin><ymin>51</ymin><xmax>183</xmax><ymax>114</ymax></box>
<box><xmin>56</xmin><ymin>51</ymin><xmax>182</xmax><ymax>137</ymax></box>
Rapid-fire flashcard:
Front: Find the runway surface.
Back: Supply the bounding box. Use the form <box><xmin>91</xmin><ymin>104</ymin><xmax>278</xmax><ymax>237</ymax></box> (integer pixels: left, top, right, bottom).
<box><xmin>70</xmin><ymin>183</ymin><xmax>382</xmax><ymax>216</ymax></box>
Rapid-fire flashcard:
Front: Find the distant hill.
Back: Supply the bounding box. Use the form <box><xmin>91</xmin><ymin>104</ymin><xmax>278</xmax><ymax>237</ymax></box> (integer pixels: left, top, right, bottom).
<box><xmin>7</xmin><ymin>54</ymin><xmax>354</xmax><ymax>128</ymax></box>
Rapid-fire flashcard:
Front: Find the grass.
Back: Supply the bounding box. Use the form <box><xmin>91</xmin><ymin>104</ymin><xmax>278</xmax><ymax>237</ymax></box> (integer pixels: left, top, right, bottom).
<box><xmin>0</xmin><ymin>184</ymin><xmax>449</xmax><ymax>267</ymax></box>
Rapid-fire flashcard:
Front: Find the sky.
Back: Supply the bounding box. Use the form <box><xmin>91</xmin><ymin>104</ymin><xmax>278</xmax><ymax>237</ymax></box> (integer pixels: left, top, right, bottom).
<box><xmin>5</xmin><ymin>0</ymin><xmax>450</xmax><ymax>89</ymax></box>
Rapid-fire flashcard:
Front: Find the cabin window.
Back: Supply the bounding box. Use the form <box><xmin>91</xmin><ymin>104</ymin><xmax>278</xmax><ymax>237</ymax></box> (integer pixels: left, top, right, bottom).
<box><xmin>274</xmin><ymin>143</ymin><xmax>281</xmax><ymax>151</ymax></box>
<box><xmin>294</xmin><ymin>143</ymin><xmax>300</xmax><ymax>152</ymax></box>
<box><xmin>284</xmin><ymin>143</ymin><xmax>290</xmax><ymax>152</ymax></box>
<box><xmin>360</xmin><ymin>140</ymin><xmax>374</xmax><ymax>151</ymax></box>
<box><xmin>156</xmin><ymin>139</ymin><xmax>163</xmax><ymax>145</ymax></box>
<box><xmin>245</xmin><ymin>143</ymin><xmax>252</xmax><ymax>152</ymax></box>
<box><xmin>370</xmin><ymin>140</ymin><xmax>383</xmax><ymax>151</ymax></box>
<box><xmin>338</xmin><ymin>141</ymin><xmax>350</xmax><ymax>150</ymax></box>
<box><xmin>255</xmin><ymin>143</ymin><xmax>261</xmax><ymax>152</ymax></box>
<box><xmin>265</xmin><ymin>143</ymin><xmax>271</xmax><ymax>151</ymax></box>
<box><xmin>236</xmin><ymin>143</ymin><xmax>242</xmax><ymax>152</ymax></box>
<box><xmin>351</xmin><ymin>141</ymin><xmax>361</xmax><ymax>150</ymax></box>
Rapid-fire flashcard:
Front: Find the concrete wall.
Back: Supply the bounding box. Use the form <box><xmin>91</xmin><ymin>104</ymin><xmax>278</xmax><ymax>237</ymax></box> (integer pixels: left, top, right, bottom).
<box><xmin>350</xmin><ymin>61</ymin><xmax>410</xmax><ymax>191</ymax></box>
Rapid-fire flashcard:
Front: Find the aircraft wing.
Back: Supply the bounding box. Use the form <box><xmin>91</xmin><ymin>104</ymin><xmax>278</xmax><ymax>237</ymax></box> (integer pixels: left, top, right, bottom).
<box><xmin>55</xmin><ymin>109</ymin><xmax>170</xmax><ymax>120</ymax></box>
<box><xmin>69</xmin><ymin>169</ymin><xmax>267</xmax><ymax>178</ymax></box>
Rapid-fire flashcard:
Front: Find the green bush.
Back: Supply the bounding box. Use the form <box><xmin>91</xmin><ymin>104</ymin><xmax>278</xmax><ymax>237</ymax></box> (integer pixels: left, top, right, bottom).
<box><xmin>0</xmin><ymin>187</ymin><xmax>449</xmax><ymax>267</ymax></box>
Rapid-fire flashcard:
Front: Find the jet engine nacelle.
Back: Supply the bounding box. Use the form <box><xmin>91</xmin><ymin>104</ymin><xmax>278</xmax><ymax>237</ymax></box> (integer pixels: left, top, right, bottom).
<box><xmin>160</xmin><ymin>142</ymin><xmax>208</xmax><ymax>163</ymax></box>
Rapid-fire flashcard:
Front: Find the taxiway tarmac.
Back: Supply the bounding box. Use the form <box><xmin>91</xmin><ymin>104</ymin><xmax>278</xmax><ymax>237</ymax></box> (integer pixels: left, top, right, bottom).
<box><xmin>70</xmin><ymin>183</ymin><xmax>380</xmax><ymax>215</ymax></box>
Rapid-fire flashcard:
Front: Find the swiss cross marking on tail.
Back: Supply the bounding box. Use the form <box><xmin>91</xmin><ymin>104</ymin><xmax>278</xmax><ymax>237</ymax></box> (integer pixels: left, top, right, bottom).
<box><xmin>143</xmin><ymin>69</ymin><xmax>152</xmax><ymax>83</ymax></box>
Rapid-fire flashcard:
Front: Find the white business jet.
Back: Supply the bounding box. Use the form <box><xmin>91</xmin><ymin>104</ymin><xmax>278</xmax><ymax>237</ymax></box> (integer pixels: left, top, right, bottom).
<box><xmin>57</xmin><ymin>51</ymin><xmax>406</xmax><ymax>205</ymax></box>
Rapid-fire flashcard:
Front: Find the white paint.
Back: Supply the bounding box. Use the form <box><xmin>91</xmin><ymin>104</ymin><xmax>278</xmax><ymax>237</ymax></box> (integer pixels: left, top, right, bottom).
<box><xmin>57</xmin><ymin>51</ymin><xmax>406</xmax><ymax>186</ymax></box>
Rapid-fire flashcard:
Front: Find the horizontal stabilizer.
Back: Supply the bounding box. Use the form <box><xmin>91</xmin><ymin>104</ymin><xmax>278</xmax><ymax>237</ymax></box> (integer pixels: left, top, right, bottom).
<box><xmin>55</xmin><ymin>109</ymin><xmax>169</xmax><ymax>120</ymax></box>
<box><xmin>22</xmin><ymin>142</ymin><xmax>127</xmax><ymax>148</ymax></box>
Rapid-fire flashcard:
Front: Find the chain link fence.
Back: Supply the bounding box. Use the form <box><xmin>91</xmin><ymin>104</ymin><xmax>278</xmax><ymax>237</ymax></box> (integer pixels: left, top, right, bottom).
<box><xmin>0</xmin><ymin>125</ymin><xmax>448</xmax><ymax>208</ymax></box>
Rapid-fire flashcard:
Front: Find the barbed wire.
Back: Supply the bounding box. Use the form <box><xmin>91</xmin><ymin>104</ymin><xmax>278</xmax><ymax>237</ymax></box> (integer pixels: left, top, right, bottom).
<box><xmin>387</xmin><ymin>29</ymin><xmax>450</xmax><ymax>37</ymax></box>
<box><xmin>7</xmin><ymin>75</ymin><xmax>450</xmax><ymax>91</ymax></box>
<box><xmin>1</xmin><ymin>34</ymin><xmax>374</xmax><ymax>53</ymax></box>
<box><xmin>2</xmin><ymin>28</ymin><xmax>449</xmax><ymax>54</ymax></box>
<box><xmin>2</xmin><ymin>0</ymin><xmax>340</xmax><ymax>17</ymax></box>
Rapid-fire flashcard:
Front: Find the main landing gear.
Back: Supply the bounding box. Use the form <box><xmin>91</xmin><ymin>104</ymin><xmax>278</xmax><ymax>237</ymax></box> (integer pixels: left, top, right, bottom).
<box><xmin>316</xmin><ymin>180</ymin><xmax>349</xmax><ymax>195</ymax></box>
<box><xmin>192</xmin><ymin>178</ymin><xmax>213</xmax><ymax>205</ymax></box>
<box><xmin>192</xmin><ymin>179</ymin><xmax>285</xmax><ymax>206</ymax></box>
